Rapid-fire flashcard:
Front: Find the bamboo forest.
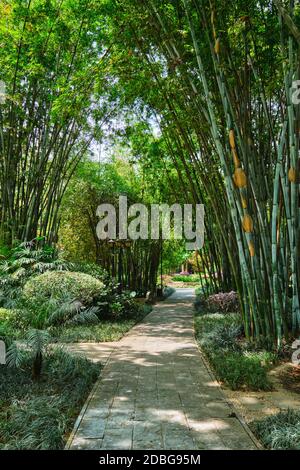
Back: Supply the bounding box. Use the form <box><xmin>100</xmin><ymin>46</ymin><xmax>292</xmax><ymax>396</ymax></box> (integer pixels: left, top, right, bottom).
<box><xmin>1</xmin><ymin>0</ymin><xmax>300</xmax><ymax>456</ymax></box>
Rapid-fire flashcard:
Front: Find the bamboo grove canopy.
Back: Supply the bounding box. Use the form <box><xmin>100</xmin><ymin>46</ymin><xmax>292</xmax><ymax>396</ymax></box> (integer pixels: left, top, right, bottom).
<box><xmin>0</xmin><ymin>0</ymin><xmax>299</xmax><ymax>348</ymax></box>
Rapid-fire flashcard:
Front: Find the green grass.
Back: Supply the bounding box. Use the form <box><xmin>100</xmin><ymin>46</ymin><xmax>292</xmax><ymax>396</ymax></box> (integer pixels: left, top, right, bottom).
<box><xmin>172</xmin><ymin>274</ymin><xmax>201</xmax><ymax>282</ymax></box>
<box><xmin>194</xmin><ymin>312</ymin><xmax>276</xmax><ymax>391</ymax></box>
<box><xmin>0</xmin><ymin>350</ymin><xmax>101</xmax><ymax>449</ymax></box>
<box><xmin>49</xmin><ymin>304</ymin><xmax>152</xmax><ymax>343</ymax></box>
<box><xmin>50</xmin><ymin>318</ymin><xmax>141</xmax><ymax>342</ymax></box>
<box><xmin>1</xmin><ymin>305</ymin><xmax>152</xmax><ymax>344</ymax></box>
<box><xmin>252</xmin><ymin>410</ymin><xmax>300</xmax><ymax>449</ymax></box>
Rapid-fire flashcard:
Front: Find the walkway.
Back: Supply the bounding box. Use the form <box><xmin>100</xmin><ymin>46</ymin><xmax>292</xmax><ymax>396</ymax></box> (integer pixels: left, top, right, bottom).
<box><xmin>67</xmin><ymin>289</ymin><xmax>257</xmax><ymax>450</ymax></box>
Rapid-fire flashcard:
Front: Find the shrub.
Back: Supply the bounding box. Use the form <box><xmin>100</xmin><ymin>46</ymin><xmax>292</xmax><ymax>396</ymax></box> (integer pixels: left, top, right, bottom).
<box><xmin>204</xmin><ymin>323</ymin><xmax>243</xmax><ymax>352</ymax></box>
<box><xmin>0</xmin><ymin>241</ymin><xmax>71</xmax><ymax>310</ymax></box>
<box><xmin>212</xmin><ymin>352</ymin><xmax>273</xmax><ymax>390</ymax></box>
<box><xmin>19</xmin><ymin>271</ymin><xmax>105</xmax><ymax>329</ymax></box>
<box><xmin>172</xmin><ymin>274</ymin><xmax>201</xmax><ymax>282</ymax></box>
<box><xmin>0</xmin><ymin>308</ymin><xmax>15</xmax><ymax>323</ymax></box>
<box><xmin>7</xmin><ymin>329</ymin><xmax>52</xmax><ymax>379</ymax></box>
<box><xmin>205</xmin><ymin>291</ymin><xmax>239</xmax><ymax>313</ymax></box>
<box><xmin>252</xmin><ymin>410</ymin><xmax>300</xmax><ymax>449</ymax></box>
<box><xmin>0</xmin><ymin>275</ymin><xmax>23</xmax><ymax>309</ymax></box>
<box><xmin>0</xmin><ymin>241</ymin><xmax>70</xmax><ymax>280</ymax></box>
<box><xmin>0</xmin><ymin>308</ymin><xmax>26</xmax><ymax>340</ymax></box>
<box><xmin>103</xmin><ymin>291</ymin><xmax>143</xmax><ymax>320</ymax></box>
<box><xmin>23</xmin><ymin>271</ymin><xmax>105</xmax><ymax>306</ymax></box>
<box><xmin>70</xmin><ymin>262</ymin><xmax>109</xmax><ymax>283</ymax></box>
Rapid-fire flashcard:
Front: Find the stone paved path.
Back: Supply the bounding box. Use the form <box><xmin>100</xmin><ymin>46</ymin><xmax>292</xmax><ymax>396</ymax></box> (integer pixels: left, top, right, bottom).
<box><xmin>67</xmin><ymin>289</ymin><xmax>258</xmax><ymax>450</ymax></box>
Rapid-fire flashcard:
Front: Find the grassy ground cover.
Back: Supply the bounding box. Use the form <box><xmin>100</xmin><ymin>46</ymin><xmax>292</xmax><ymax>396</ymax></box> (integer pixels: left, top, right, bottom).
<box><xmin>49</xmin><ymin>304</ymin><xmax>152</xmax><ymax>343</ymax></box>
<box><xmin>252</xmin><ymin>410</ymin><xmax>300</xmax><ymax>450</ymax></box>
<box><xmin>194</xmin><ymin>293</ymin><xmax>277</xmax><ymax>391</ymax></box>
<box><xmin>0</xmin><ymin>350</ymin><xmax>100</xmax><ymax>450</ymax></box>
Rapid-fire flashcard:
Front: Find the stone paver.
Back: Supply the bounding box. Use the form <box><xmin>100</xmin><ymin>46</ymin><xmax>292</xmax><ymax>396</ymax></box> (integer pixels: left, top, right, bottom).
<box><xmin>67</xmin><ymin>289</ymin><xmax>258</xmax><ymax>450</ymax></box>
<box><xmin>66</xmin><ymin>342</ymin><xmax>116</xmax><ymax>364</ymax></box>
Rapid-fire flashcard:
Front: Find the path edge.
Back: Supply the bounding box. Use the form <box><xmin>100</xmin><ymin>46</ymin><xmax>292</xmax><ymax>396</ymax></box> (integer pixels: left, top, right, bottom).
<box><xmin>65</xmin><ymin>350</ymin><xmax>116</xmax><ymax>450</ymax></box>
<box><xmin>193</xmin><ymin>317</ymin><xmax>263</xmax><ymax>450</ymax></box>
<box><xmin>64</xmin><ymin>304</ymin><xmax>156</xmax><ymax>450</ymax></box>
<box><xmin>64</xmin><ymin>303</ymin><xmax>158</xmax><ymax>449</ymax></box>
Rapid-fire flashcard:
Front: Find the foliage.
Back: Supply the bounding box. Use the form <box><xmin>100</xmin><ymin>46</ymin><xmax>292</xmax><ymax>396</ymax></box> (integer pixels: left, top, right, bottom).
<box><xmin>58</xmin><ymin>161</ymin><xmax>134</xmax><ymax>263</ymax></box>
<box><xmin>104</xmin><ymin>0</ymin><xmax>300</xmax><ymax>347</ymax></box>
<box><xmin>50</xmin><ymin>304</ymin><xmax>152</xmax><ymax>343</ymax></box>
<box><xmin>59</xmin><ymin>160</ymin><xmax>162</xmax><ymax>295</ymax></box>
<box><xmin>211</xmin><ymin>353</ymin><xmax>273</xmax><ymax>391</ymax></box>
<box><xmin>0</xmin><ymin>308</ymin><xmax>17</xmax><ymax>338</ymax></box>
<box><xmin>1</xmin><ymin>0</ymin><xmax>298</xmax><ymax>355</ymax></box>
<box><xmin>23</xmin><ymin>271</ymin><xmax>105</xmax><ymax>306</ymax></box>
<box><xmin>70</xmin><ymin>262</ymin><xmax>109</xmax><ymax>283</ymax></box>
<box><xmin>0</xmin><ymin>243</ymin><xmax>115</xmax><ymax>329</ymax></box>
<box><xmin>0</xmin><ymin>240</ymin><xmax>70</xmax><ymax>310</ymax></box>
<box><xmin>0</xmin><ymin>0</ymin><xmax>114</xmax><ymax>245</ymax></box>
<box><xmin>195</xmin><ymin>311</ymin><xmax>275</xmax><ymax>390</ymax></box>
<box><xmin>19</xmin><ymin>271</ymin><xmax>104</xmax><ymax>329</ymax></box>
<box><xmin>0</xmin><ymin>350</ymin><xmax>100</xmax><ymax>450</ymax></box>
<box><xmin>204</xmin><ymin>323</ymin><xmax>243</xmax><ymax>352</ymax></box>
<box><xmin>7</xmin><ymin>329</ymin><xmax>51</xmax><ymax>379</ymax></box>
<box><xmin>252</xmin><ymin>410</ymin><xmax>300</xmax><ymax>450</ymax></box>
<box><xmin>205</xmin><ymin>292</ymin><xmax>240</xmax><ymax>313</ymax></box>
<box><xmin>0</xmin><ymin>240</ymin><xmax>144</xmax><ymax>336</ymax></box>
<box><xmin>161</xmin><ymin>241</ymin><xmax>191</xmax><ymax>274</ymax></box>
<box><xmin>172</xmin><ymin>274</ymin><xmax>201</xmax><ymax>283</ymax></box>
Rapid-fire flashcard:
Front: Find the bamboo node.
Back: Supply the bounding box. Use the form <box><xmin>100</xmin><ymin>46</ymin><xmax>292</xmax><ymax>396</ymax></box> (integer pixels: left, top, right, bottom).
<box><xmin>241</xmin><ymin>197</ymin><xmax>247</xmax><ymax>209</ymax></box>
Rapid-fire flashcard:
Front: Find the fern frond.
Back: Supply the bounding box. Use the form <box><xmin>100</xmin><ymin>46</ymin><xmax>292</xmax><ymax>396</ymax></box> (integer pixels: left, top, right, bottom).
<box><xmin>6</xmin><ymin>342</ymin><xmax>26</xmax><ymax>368</ymax></box>
<box><xmin>26</xmin><ymin>329</ymin><xmax>51</xmax><ymax>355</ymax></box>
<box><xmin>68</xmin><ymin>306</ymin><xmax>100</xmax><ymax>325</ymax></box>
<box><xmin>47</xmin><ymin>300</ymin><xmax>82</xmax><ymax>326</ymax></box>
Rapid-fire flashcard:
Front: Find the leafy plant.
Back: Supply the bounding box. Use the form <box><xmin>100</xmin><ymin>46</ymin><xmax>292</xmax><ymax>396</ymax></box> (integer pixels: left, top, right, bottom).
<box><xmin>205</xmin><ymin>323</ymin><xmax>243</xmax><ymax>352</ymax></box>
<box><xmin>212</xmin><ymin>353</ymin><xmax>273</xmax><ymax>391</ymax></box>
<box><xmin>195</xmin><ymin>312</ymin><xmax>274</xmax><ymax>390</ymax></box>
<box><xmin>0</xmin><ymin>241</ymin><xmax>71</xmax><ymax>310</ymax></box>
<box><xmin>23</xmin><ymin>271</ymin><xmax>105</xmax><ymax>306</ymax></box>
<box><xmin>0</xmin><ymin>308</ymin><xmax>26</xmax><ymax>340</ymax></box>
<box><xmin>7</xmin><ymin>329</ymin><xmax>51</xmax><ymax>380</ymax></box>
<box><xmin>172</xmin><ymin>274</ymin><xmax>201</xmax><ymax>282</ymax></box>
<box><xmin>0</xmin><ymin>350</ymin><xmax>101</xmax><ymax>449</ymax></box>
<box><xmin>49</xmin><ymin>304</ymin><xmax>152</xmax><ymax>343</ymax></box>
<box><xmin>252</xmin><ymin>410</ymin><xmax>300</xmax><ymax>450</ymax></box>
<box><xmin>70</xmin><ymin>262</ymin><xmax>109</xmax><ymax>283</ymax></box>
<box><xmin>205</xmin><ymin>292</ymin><xmax>239</xmax><ymax>313</ymax></box>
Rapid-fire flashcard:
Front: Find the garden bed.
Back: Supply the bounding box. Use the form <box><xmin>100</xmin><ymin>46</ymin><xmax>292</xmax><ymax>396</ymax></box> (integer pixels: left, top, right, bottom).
<box><xmin>0</xmin><ymin>350</ymin><xmax>101</xmax><ymax>450</ymax></box>
<box><xmin>194</xmin><ymin>291</ymin><xmax>300</xmax><ymax>449</ymax></box>
<box><xmin>194</xmin><ymin>311</ymin><xmax>275</xmax><ymax>391</ymax></box>
<box><xmin>49</xmin><ymin>304</ymin><xmax>152</xmax><ymax>343</ymax></box>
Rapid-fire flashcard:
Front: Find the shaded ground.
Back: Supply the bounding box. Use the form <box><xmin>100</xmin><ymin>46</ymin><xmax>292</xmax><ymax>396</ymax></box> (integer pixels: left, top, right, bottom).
<box><xmin>279</xmin><ymin>364</ymin><xmax>300</xmax><ymax>394</ymax></box>
<box><xmin>223</xmin><ymin>362</ymin><xmax>300</xmax><ymax>424</ymax></box>
<box><xmin>66</xmin><ymin>289</ymin><xmax>257</xmax><ymax>450</ymax></box>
